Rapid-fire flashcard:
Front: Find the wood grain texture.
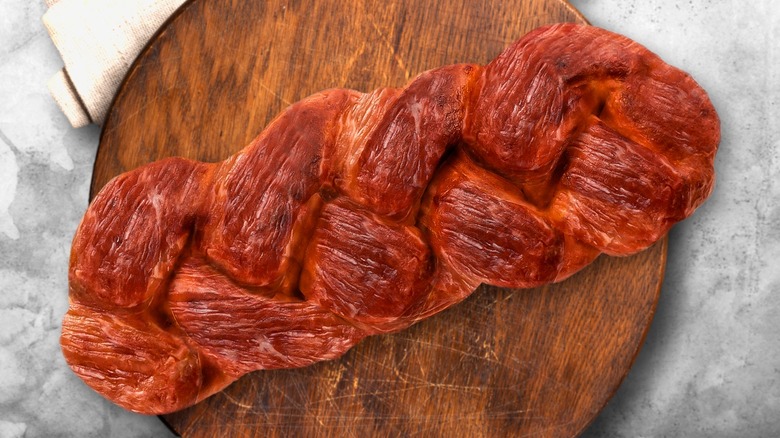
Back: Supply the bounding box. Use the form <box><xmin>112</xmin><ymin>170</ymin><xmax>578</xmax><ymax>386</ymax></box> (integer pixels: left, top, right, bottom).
<box><xmin>93</xmin><ymin>0</ymin><xmax>666</xmax><ymax>436</ymax></box>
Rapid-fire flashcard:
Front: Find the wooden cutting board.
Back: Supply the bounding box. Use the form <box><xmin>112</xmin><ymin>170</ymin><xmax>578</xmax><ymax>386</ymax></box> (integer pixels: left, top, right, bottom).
<box><xmin>93</xmin><ymin>0</ymin><xmax>666</xmax><ymax>436</ymax></box>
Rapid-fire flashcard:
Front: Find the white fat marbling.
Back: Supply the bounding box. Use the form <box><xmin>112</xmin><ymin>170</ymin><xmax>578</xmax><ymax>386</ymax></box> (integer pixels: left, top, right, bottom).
<box><xmin>0</xmin><ymin>0</ymin><xmax>777</xmax><ymax>436</ymax></box>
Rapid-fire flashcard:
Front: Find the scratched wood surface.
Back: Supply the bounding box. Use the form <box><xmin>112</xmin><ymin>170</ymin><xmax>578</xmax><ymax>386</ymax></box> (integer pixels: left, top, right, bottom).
<box><xmin>93</xmin><ymin>0</ymin><xmax>667</xmax><ymax>436</ymax></box>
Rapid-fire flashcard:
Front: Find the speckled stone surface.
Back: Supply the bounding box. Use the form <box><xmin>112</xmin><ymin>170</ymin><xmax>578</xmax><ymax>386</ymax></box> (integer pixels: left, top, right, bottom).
<box><xmin>0</xmin><ymin>1</ymin><xmax>777</xmax><ymax>437</ymax></box>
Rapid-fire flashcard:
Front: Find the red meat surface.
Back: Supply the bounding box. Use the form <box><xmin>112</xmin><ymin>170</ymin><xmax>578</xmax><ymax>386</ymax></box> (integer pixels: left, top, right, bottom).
<box><xmin>62</xmin><ymin>24</ymin><xmax>719</xmax><ymax>414</ymax></box>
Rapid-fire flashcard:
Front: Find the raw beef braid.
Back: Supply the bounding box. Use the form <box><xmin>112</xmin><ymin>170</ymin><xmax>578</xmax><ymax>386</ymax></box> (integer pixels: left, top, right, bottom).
<box><xmin>61</xmin><ymin>23</ymin><xmax>720</xmax><ymax>414</ymax></box>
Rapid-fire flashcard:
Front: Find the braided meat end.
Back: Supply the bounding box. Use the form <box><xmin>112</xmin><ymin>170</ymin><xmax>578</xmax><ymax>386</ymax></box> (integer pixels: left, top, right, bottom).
<box><xmin>61</xmin><ymin>304</ymin><xmax>203</xmax><ymax>414</ymax></box>
<box><xmin>600</xmin><ymin>65</ymin><xmax>719</xmax><ymax>218</ymax></box>
<box><xmin>464</xmin><ymin>23</ymin><xmax>718</xmax><ymax>254</ymax></box>
<box><xmin>550</xmin><ymin>120</ymin><xmax>693</xmax><ymax>255</ymax></box>
<box><xmin>69</xmin><ymin>157</ymin><xmax>210</xmax><ymax>309</ymax></box>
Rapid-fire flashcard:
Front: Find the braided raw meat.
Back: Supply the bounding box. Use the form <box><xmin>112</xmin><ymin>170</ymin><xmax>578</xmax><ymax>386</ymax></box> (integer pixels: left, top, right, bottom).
<box><xmin>61</xmin><ymin>24</ymin><xmax>719</xmax><ymax>414</ymax></box>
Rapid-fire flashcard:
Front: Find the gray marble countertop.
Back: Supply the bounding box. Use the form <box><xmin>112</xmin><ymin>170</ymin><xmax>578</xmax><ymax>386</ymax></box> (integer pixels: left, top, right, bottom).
<box><xmin>1</xmin><ymin>1</ymin><xmax>778</xmax><ymax>437</ymax></box>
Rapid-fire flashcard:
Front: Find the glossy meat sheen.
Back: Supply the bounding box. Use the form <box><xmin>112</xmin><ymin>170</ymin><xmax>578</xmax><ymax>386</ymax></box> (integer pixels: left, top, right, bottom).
<box><xmin>62</xmin><ymin>24</ymin><xmax>720</xmax><ymax>414</ymax></box>
<box><xmin>550</xmin><ymin>120</ymin><xmax>688</xmax><ymax>254</ymax></box>
<box><xmin>169</xmin><ymin>255</ymin><xmax>365</xmax><ymax>376</ymax></box>
<box><xmin>421</xmin><ymin>152</ymin><xmax>566</xmax><ymax>288</ymax></box>
<box><xmin>69</xmin><ymin>158</ymin><xmax>208</xmax><ymax>308</ymax></box>
<box><xmin>200</xmin><ymin>91</ymin><xmax>355</xmax><ymax>291</ymax></box>
<box><xmin>61</xmin><ymin>303</ymin><xmax>202</xmax><ymax>413</ymax></box>
<box><xmin>300</xmin><ymin>200</ymin><xmax>432</xmax><ymax>333</ymax></box>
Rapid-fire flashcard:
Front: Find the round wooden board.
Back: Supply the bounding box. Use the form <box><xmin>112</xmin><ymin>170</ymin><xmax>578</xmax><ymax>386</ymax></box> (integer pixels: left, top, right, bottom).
<box><xmin>93</xmin><ymin>0</ymin><xmax>666</xmax><ymax>436</ymax></box>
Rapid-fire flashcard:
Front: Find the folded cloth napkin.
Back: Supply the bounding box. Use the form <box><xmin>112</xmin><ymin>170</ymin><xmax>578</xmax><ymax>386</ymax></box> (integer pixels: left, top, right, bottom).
<box><xmin>44</xmin><ymin>0</ymin><xmax>186</xmax><ymax>127</ymax></box>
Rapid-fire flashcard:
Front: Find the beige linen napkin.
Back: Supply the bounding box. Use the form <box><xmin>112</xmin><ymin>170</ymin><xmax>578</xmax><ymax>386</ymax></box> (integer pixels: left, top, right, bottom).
<box><xmin>44</xmin><ymin>0</ymin><xmax>186</xmax><ymax>127</ymax></box>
